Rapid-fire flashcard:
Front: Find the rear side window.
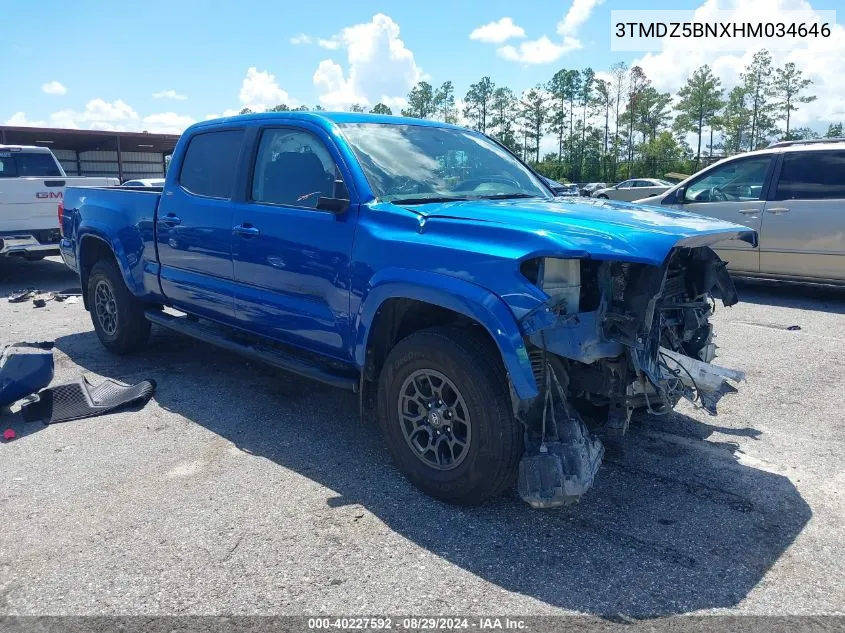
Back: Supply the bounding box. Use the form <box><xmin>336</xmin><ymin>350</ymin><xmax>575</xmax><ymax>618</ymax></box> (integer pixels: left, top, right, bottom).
<box><xmin>178</xmin><ymin>130</ymin><xmax>244</xmax><ymax>198</ymax></box>
<box><xmin>0</xmin><ymin>152</ymin><xmax>62</xmax><ymax>178</ymax></box>
<box><xmin>775</xmin><ymin>151</ymin><xmax>845</xmax><ymax>200</ymax></box>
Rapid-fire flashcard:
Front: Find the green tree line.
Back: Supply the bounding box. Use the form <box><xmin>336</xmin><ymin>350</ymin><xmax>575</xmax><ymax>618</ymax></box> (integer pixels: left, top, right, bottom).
<box><xmin>243</xmin><ymin>49</ymin><xmax>838</xmax><ymax>183</ymax></box>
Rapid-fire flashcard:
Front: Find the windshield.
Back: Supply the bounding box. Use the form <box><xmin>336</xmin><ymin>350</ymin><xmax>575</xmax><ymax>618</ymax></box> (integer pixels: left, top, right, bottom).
<box><xmin>339</xmin><ymin>123</ymin><xmax>551</xmax><ymax>204</ymax></box>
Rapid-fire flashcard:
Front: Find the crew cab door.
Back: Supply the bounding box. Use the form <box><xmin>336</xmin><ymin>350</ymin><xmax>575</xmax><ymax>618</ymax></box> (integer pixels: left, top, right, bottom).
<box><xmin>230</xmin><ymin>124</ymin><xmax>357</xmax><ymax>362</ymax></box>
<box><xmin>156</xmin><ymin>129</ymin><xmax>245</xmax><ymax>321</ymax></box>
<box><xmin>759</xmin><ymin>150</ymin><xmax>845</xmax><ymax>281</ymax></box>
<box><xmin>667</xmin><ymin>154</ymin><xmax>775</xmax><ymax>273</ymax></box>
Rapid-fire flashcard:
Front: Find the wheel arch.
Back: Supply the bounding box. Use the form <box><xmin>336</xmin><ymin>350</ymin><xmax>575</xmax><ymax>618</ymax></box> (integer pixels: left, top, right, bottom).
<box><xmin>355</xmin><ymin>269</ymin><xmax>539</xmax><ymax>403</ymax></box>
<box><xmin>78</xmin><ymin>234</ymin><xmax>123</xmax><ymax>310</ymax></box>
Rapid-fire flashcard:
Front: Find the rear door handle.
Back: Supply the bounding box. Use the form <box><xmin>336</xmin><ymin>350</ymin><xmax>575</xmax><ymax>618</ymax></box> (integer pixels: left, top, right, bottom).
<box><xmin>767</xmin><ymin>207</ymin><xmax>790</xmax><ymax>215</ymax></box>
<box><xmin>159</xmin><ymin>213</ymin><xmax>181</xmax><ymax>226</ymax></box>
<box><xmin>738</xmin><ymin>208</ymin><xmax>759</xmax><ymax>215</ymax></box>
<box><xmin>233</xmin><ymin>224</ymin><xmax>260</xmax><ymax>238</ymax></box>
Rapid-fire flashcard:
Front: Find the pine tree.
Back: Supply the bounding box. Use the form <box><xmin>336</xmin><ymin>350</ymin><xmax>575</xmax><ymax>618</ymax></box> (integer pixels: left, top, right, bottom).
<box><xmin>463</xmin><ymin>77</ymin><xmax>495</xmax><ymax>132</ymax></box>
<box><xmin>742</xmin><ymin>50</ymin><xmax>776</xmax><ymax>150</ymax></box>
<box><xmin>434</xmin><ymin>81</ymin><xmax>456</xmax><ymax>123</ymax></box>
<box><xmin>673</xmin><ymin>65</ymin><xmax>724</xmax><ymax>166</ymax></box>
<box><xmin>401</xmin><ymin>82</ymin><xmax>435</xmax><ymax>119</ymax></box>
<box><xmin>770</xmin><ymin>62</ymin><xmax>817</xmax><ymax>139</ymax></box>
<box><xmin>369</xmin><ymin>103</ymin><xmax>393</xmax><ymax>115</ymax></box>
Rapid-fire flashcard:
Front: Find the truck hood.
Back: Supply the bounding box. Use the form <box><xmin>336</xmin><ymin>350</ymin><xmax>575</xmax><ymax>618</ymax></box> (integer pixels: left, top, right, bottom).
<box><xmin>397</xmin><ymin>197</ymin><xmax>757</xmax><ymax>266</ymax></box>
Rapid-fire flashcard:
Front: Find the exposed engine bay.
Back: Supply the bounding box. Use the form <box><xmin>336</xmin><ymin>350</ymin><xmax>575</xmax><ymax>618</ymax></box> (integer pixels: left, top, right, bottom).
<box><xmin>515</xmin><ymin>246</ymin><xmax>745</xmax><ymax>508</ymax></box>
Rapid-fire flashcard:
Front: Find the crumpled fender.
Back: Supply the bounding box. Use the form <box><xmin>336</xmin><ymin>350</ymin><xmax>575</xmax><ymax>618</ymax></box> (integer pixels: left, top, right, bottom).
<box><xmin>355</xmin><ymin>268</ymin><xmax>539</xmax><ymax>400</ymax></box>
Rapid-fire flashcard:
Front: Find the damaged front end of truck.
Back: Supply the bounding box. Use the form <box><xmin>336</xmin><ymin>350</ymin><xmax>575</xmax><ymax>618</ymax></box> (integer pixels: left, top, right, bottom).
<box><xmin>514</xmin><ymin>244</ymin><xmax>746</xmax><ymax>508</ymax></box>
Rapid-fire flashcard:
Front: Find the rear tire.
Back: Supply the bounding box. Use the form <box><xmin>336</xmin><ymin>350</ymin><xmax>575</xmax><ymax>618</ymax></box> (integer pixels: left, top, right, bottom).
<box><xmin>377</xmin><ymin>327</ymin><xmax>522</xmax><ymax>505</ymax></box>
<box><xmin>596</xmin><ymin>194</ymin><xmax>609</xmax><ymax>199</ymax></box>
<box><xmin>87</xmin><ymin>259</ymin><xmax>151</xmax><ymax>354</ymax></box>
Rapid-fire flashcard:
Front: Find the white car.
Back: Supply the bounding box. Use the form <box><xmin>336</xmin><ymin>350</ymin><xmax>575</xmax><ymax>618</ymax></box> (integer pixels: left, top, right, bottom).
<box><xmin>0</xmin><ymin>145</ymin><xmax>118</xmax><ymax>260</ymax></box>
<box><xmin>592</xmin><ymin>178</ymin><xmax>674</xmax><ymax>201</ymax></box>
<box><xmin>123</xmin><ymin>178</ymin><xmax>165</xmax><ymax>187</ymax></box>
<box><xmin>636</xmin><ymin>139</ymin><xmax>845</xmax><ymax>285</ymax></box>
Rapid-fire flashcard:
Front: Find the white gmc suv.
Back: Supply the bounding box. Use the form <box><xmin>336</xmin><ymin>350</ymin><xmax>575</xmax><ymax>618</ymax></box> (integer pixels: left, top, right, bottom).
<box><xmin>0</xmin><ymin>145</ymin><xmax>118</xmax><ymax>260</ymax></box>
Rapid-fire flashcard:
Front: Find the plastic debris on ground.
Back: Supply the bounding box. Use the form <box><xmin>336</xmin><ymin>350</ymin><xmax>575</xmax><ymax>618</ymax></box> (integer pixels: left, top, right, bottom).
<box><xmin>8</xmin><ymin>290</ymin><xmax>36</xmax><ymax>304</ymax></box>
<box><xmin>0</xmin><ymin>342</ymin><xmax>55</xmax><ymax>407</ymax></box>
<box><xmin>22</xmin><ymin>377</ymin><xmax>157</xmax><ymax>424</ymax></box>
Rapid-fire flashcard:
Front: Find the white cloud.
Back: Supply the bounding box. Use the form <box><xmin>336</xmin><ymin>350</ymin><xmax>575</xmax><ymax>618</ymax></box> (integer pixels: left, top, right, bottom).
<box><xmin>204</xmin><ymin>109</ymin><xmax>241</xmax><ymax>120</ymax></box>
<box><xmin>317</xmin><ymin>38</ymin><xmax>340</xmax><ymax>50</ymax></box>
<box><xmin>312</xmin><ymin>14</ymin><xmax>422</xmax><ymax>109</ymax></box>
<box><xmin>4</xmin><ymin>112</ymin><xmax>48</xmax><ymax>127</ymax></box>
<box><xmin>142</xmin><ymin>112</ymin><xmax>196</xmax><ymax>134</ymax></box>
<box><xmin>238</xmin><ymin>66</ymin><xmax>294</xmax><ymax>111</ymax></box>
<box><xmin>41</xmin><ymin>81</ymin><xmax>67</xmax><ymax>96</ymax></box>
<box><xmin>634</xmin><ymin>0</ymin><xmax>845</xmax><ymax>127</ymax></box>
<box><xmin>557</xmin><ymin>0</ymin><xmax>605</xmax><ymax>37</ymax></box>
<box><xmin>482</xmin><ymin>0</ymin><xmax>604</xmax><ymax>64</ymax></box>
<box><xmin>291</xmin><ymin>33</ymin><xmax>340</xmax><ymax>49</ymax></box>
<box><xmin>50</xmin><ymin>99</ymin><xmax>140</xmax><ymax>131</ymax></box>
<box><xmin>470</xmin><ymin>17</ymin><xmax>525</xmax><ymax>44</ymax></box>
<box><xmin>498</xmin><ymin>36</ymin><xmax>579</xmax><ymax>64</ymax></box>
<box><xmin>8</xmin><ymin>101</ymin><xmax>193</xmax><ymax>134</ymax></box>
<box><xmin>152</xmin><ymin>89</ymin><xmax>187</xmax><ymax>100</ymax></box>
<box><xmin>313</xmin><ymin>60</ymin><xmax>366</xmax><ymax>108</ymax></box>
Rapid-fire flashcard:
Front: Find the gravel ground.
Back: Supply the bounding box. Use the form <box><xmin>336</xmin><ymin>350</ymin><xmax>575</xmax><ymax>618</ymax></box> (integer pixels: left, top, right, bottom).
<box><xmin>1</xmin><ymin>256</ymin><xmax>843</xmax><ymax>617</ymax></box>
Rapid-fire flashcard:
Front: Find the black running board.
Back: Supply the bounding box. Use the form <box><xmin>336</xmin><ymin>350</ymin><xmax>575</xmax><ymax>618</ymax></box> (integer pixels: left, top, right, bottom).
<box><xmin>144</xmin><ymin>310</ymin><xmax>358</xmax><ymax>392</ymax></box>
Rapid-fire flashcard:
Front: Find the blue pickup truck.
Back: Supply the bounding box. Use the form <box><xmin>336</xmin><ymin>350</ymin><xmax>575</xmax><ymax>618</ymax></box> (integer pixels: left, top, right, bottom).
<box><xmin>60</xmin><ymin>112</ymin><xmax>754</xmax><ymax>508</ymax></box>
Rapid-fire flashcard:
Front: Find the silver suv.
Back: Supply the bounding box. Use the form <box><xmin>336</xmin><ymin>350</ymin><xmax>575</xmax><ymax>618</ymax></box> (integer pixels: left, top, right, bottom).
<box><xmin>637</xmin><ymin>139</ymin><xmax>845</xmax><ymax>285</ymax></box>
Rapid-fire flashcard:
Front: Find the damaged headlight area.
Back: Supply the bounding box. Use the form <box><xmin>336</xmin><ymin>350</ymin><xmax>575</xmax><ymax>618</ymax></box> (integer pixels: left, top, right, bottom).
<box><xmin>515</xmin><ymin>247</ymin><xmax>745</xmax><ymax>508</ymax></box>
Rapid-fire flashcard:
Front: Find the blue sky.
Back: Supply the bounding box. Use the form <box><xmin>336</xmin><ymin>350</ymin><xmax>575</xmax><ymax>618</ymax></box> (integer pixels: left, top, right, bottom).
<box><xmin>2</xmin><ymin>0</ymin><xmax>843</xmax><ymax>134</ymax></box>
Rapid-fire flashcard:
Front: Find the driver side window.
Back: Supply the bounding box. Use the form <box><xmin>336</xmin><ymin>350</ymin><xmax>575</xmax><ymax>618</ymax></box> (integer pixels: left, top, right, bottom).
<box><xmin>251</xmin><ymin>128</ymin><xmax>347</xmax><ymax>208</ymax></box>
<box><xmin>683</xmin><ymin>156</ymin><xmax>771</xmax><ymax>203</ymax></box>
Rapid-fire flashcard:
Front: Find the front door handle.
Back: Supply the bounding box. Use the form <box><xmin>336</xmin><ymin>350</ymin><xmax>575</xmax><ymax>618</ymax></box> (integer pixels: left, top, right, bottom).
<box><xmin>233</xmin><ymin>224</ymin><xmax>260</xmax><ymax>238</ymax></box>
<box><xmin>738</xmin><ymin>208</ymin><xmax>759</xmax><ymax>215</ymax></box>
<box><xmin>160</xmin><ymin>213</ymin><xmax>181</xmax><ymax>226</ymax></box>
<box><xmin>767</xmin><ymin>207</ymin><xmax>790</xmax><ymax>215</ymax></box>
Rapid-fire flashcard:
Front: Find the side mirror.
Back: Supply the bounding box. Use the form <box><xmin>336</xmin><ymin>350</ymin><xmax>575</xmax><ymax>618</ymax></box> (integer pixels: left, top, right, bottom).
<box><xmin>673</xmin><ymin>186</ymin><xmax>687</xmax><ymax>203</ymax></box>
<box><xmin>316</xmin><ymin>197</ymin><xmax>349</xmax><ymax>214</ymax></box>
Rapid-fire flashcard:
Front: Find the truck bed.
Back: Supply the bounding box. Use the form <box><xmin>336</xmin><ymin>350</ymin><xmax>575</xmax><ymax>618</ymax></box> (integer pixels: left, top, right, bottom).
<box><xmin>61</xmin><ymin>185</ymin><xmax>163</xmax><ymax>274</ymax></box>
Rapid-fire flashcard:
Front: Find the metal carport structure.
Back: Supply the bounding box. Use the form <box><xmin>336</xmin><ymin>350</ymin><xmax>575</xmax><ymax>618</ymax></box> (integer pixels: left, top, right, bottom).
<box><xmin>0</xmin><ymin>126</ymin><xmax>179</xmax><ymax>182</ymax></box>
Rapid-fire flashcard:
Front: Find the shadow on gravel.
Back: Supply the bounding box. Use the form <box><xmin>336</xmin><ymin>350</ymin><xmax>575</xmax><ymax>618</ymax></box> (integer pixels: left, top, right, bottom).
<box><xmin>0</xmin><ymin>257</ymin><xmax>77</xmax><ymax>295</ymax></box>
<box><xmin>734</xmin><ymin>278</ymin><xmax>845</xmax><ymax>314</ymax></box>
<box><xmin>54</xmin><ymin>326</ymin><xmax>811</xmax><ymax>618</ymax></box>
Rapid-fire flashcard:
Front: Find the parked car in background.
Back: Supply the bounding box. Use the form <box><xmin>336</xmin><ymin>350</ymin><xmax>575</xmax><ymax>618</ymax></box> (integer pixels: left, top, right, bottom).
<box><xmin>541</xmin><ymin>176</ymin><xmax>579</xmax><ymax>197</ymax></box>
<box><xmin>592</xmin><ymin>178</ymin><xmax>673</xmax><ymax>201</ymax></box>
<box><xmin>580</xmin><ymin>182</ymin><xmax>606</xmax><ymax>197</ymax></box>
<box><xmin>636</xmin><ymin>139</ymin><xmax>845</xmax><ymax>285</ymax></box>
<box><xmin>0</xmin><ymin>145</ymin><xmax>118</xmax><ymax>260</ymax></box>
<box><xmin>123</xmin><ymin>178</ymin><xmax>165</xmax><ymax>187</ymax></box>
<box><xmin>60</xmin><ymin>112</ymin><xmax>752</xmax><ymax>508</ymax></box>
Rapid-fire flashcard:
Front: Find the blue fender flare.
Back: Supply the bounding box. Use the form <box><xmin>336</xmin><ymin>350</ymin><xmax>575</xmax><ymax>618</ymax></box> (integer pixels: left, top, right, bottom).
<box><xmin>76</xmin><ymin>227</ymin><xmax>144</xmax><ymax>295</ymax></box>
<box><xmin>354</xmin><ymin>268</ymin><xmax>539</xmax><ymax>400</ymax></box>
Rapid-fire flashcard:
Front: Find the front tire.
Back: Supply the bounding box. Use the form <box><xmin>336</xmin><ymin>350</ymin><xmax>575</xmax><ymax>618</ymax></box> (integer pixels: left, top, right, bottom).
<box><xmin>377</xmin><ymin>327</ymin><xmax>522</xmax><ymax>505</ymax></box>
<box><xmin>87</xmin><ymin>259</ymin><xmax>151</xmax><ymax>354</ymax></box>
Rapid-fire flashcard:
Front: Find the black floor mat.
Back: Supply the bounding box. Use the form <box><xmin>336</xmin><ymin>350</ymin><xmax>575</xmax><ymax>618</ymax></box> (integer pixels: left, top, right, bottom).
<box><xmin>21</xmin><ymin>376</ymin><xmax>156</xmax><ymax>423</ymax></box>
